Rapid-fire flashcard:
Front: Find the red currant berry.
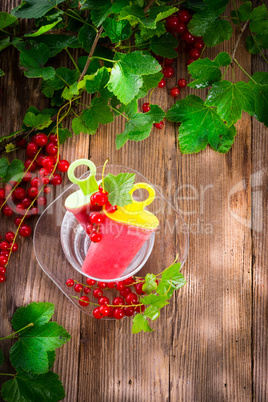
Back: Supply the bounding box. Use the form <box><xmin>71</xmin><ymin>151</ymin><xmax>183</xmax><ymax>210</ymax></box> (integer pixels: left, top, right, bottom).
<box><xmin>113</xmin><ymin>297</ymin><xmax>125</xmax><ymax>306</ymax></box>
<box><xmin>37</xmin><ymin>197</ymin><xmax>47</xmax><ymax>206</ymax></box>
<box><xmin>189</xmin><ymin>48</ymin><xmax>200</xmax><ymax>60</ymax></box>
<box><xmin>175</xmin><ymin>22</ymin><xmax>187</xmax><ymax>34</ymax></box>
<box><xmin>178</xmin><ymin>9</ymin><xmax>191</xmax><ymax>23</ymax></box>
<box><xmin>0</xmin><ymin>188</ymin><xmax>5</xmax><ymax>199</ymax></box>
<box><xmin>79</xmin><ymin>295</ymin><xmax>90</xmax><ymax>307</ymax></box>
<box><xmin>35</xmin><ymin>154</ymin><xmax>45</xmax><ymax>167</ymax></box>
<box><xmin>0</xmin><ymin>267</ymin><xmax>6</xmax><ymax>274</ymax></box>
<box><xmin>26</xmin><ymin>142</ymin><xmax>38</xmax><ymax>158</ymax></box>
<box><xmin>10</xmin><ymin>242</ymin><xmax>18</xmax><ymax>252</ymax></box>
<box><xmin>166</xmin><ymin>15</ymin><xmax>179</xmax><ymax>29</ymax></box>
<box><xmin>120</xmin><ymin>288</ymin><xmax>131</xmax><ymax>298</ymax></box>
<box><xmin>123</xmin><ymin>277</ymin><xmax>134</xmax><ymax>285</ymax></box>
<box><xmin>57</xmin><ymin>160</ymin><xmax>70</xmax><ymax>173</ymax></box>
<box><xmin>97</xmin><ymin>281</ymin><xmax>107</xmax><ymax>289</ymax></box>
<box><xmin>44</xmin><ymin>186</ymin><xmax>51</xmax><ymax>194</ymax></box>
<box><xmin>135</xmin><ymin>282</ymin><xmax>145</xmax><ymax>295</ymax></box>
<box><xmin>5</xmin><ymin>184</ymin><xmax>12</xmax><ymax>193</ymax></box>
<box><xmin>48</xmin><ymin>134</ymin><xmax>58</xmax><ymax>144</ymax></box>
<box><xmin>126</xmin><ymin>293</ymin><xmax>139</xmax><ymax>305</ymax></box>
<box><xmin>42</xmin><ymin>156</ymin><xmax>54</xmax><ymax>169</ymax></box>
<box><xmin>27</xmin><ymin>187</ymin><xmax>39</xmax><ymax>199</ymax></box>
<box><xmin>170</xmin><ymin>87</ymin><xmax>180</xmax><ymax>97</ymax></box>
<box><xmin>83</xmin><ymin>287</ymin><xmax>91</xmax><ymax>294</ymax></box>
<box><xmin>39</xmin><ymin>168</ymin><xmax>47</xmax><ymax>177</ymax></box>
<box><xmin>5</xmin><ymin>232</ymin><xmax>15</xmax><ymax>242</ymax></box>
<box><xmin>74</xmin><ymin>283</ymin><xmax>83</xmax><ymax>292</ymax></box>
<box><xmin>19</xmin><ymin>224</ymin><xmax>32</xmax><ymax>237</ymax></box>
<box><xmin>0</xmin><ymin>241</ymin><xmax>9</xmax><ymax>251</ymax></box>
<box><xmin>31</xmin><ymin>177</ymin><xmax>42</xmax><ymax>188</ymax></box>
<box><xmin>158</xmin><ymin>79</ymin><xmax>166</xmax><ymax>88</ymax></box>
<box><xmin>42</xmin><ymin>177</ymin><xmax>50</xmax><ymax>186</ymax></box>
<box><xmin>86</xmin><ymin>278</ymin><xmax>96</xmax><ymax>286</ymax></box>
<box><xmin>178</xmin><ymin>78</ymin><xmax>187</xmax><ymax>88</ymax></box>
<box><xmin>134</xmin><ymin>304</ymin><xmax>145</xmax><ymax>313</ymax></box>
<box><xmin>89</xmin><ymin>212</ymin><xmax>104</xmax><ymax>225</ymax></box>
<box><xmin>51</xmin><ymin>173</ymin><xmax>62</xmax><ymax>186</ymax></box>
<box><xmin>30</xmin><ymin>207</ymin><xmax>39</xmax><ymax>216</ymax></box>
<box><xmin>93</xmin><ymin>288</ymin><xmax>103</xmax><ymax>298</ymax></box>
<box><xmin>13</xmin><ymin>187</ymin><xmax>26</xmax><ymax>200</ymax></box>
<box><xmin>164</xmin><ymin>58</ymin><xmax>174</xmax><ymax>66</ymax></box>
<box><xmin>46</xmin><ymin>143</ymin><xmax>58</xmax><ymax>156</ymax></box>
<box><xmin>0</xmin><ymin>274</ymin><xmax>6</xmax><ymax>283</ymax></box>
<box><xmin>163</xmin><ymin>66</ymin><xmax>174</xmax><ymax>78</ymax></box>
<box><xmin>91</xmin><ymin>191</ymin><xmax>108</xmax><ymax>206</ymax></box>
<box><xmin>22</xmin><ymin>172</ymin><xmax>32</xmax><ymax>182</ymax></box>
<box><xmin>187</xmin><ymin>58</ymin><xmax>195</xmax><ymax>65</ymax></box>
<box><xmin>0</xmin><ymin>256</ymin><xmax>8</xmax><ymax>266</ymax></box>
<box><xmin>90</xmin><ymin>232</ymin><xmax>102</xmax><ymax>243</ymax></box>
<box><xmin>142</xmin><ymin>103</ymin><xmax>151</xmax><ymax>113</ymax></box>
<box><xmin>0</xmin><ymin>251</ymin><xmax>9</xmax><ymax>257</ymax></box>
<box><xmin>15</xmin><ymin>203</ymin><xmax>25</xmax><ymax>215</ymax></box>
<box><xmin>98</xmin><ymin>296</ymin><xmax>110</xmax><ymax>305</ymax></box>
<box><xmin>123</xmin><ymin>306</ymin><xmax>135</xmax><ymax>317</ymax></box>
<box><xmin>194</xmin><ymin>38</ymin><xmax>205</xmax><ymax>49</ymax></box>
<box><xmin>107</xmin><ymin>307</ymin><xmax>115</xmax><ymax>317</ymax></box>
<box><xmin>105</xmin><ymin>202</ymin><xmax>117</xmax><ymax>213</ymax></box>
<box><xmin>2</xmin><ymin>205</ymin><xmax>13</xmax><ymax>217</ymax></box>
<box><xmin>24</xmin><ymin>159</ymin><xmax>37</xmax><ymax>171</ymax></box>
<box><xmin>182</xmin><ymin>31</ymin><xmax>195</xmax><ymax>44</ymax></box>
<box><xmin>66</xmin><ymin>278</ymin><xmax>74</xmax><ymax>287</ymax></box>
<box><xmin>114</xmin><ymin>308</ymin><xmax>124</xmax><ymax>320</ymax></box>
<box><xmin>16</xmin><ymin>138</ymin><xmax>27</xmax><ymax>148</ymax></box>
<box><xmin>154</xmin><ymin>121</ymin><xmax>164</xmax><ymax>129</ymax></box>
<box><xmin>116</xmin><ymin>281</ymin><xmax>125</xmax><ymax>291</ymax></box>
<box><xmin>14</xmin><ymin>217</ymin><xmax>22</xmax><ymax>226</ymax></box>
<box><xmin>107</xmin><ymin>282</ymin><xmax>116</xmax><ymax>289</ymax></box>
<box><xmin>93</xmin><ymin>307</ymin><xmax>102</xmax><ymax>319</ymax></box>
<box><xmin>86</xmin><ymin>224</ymin><xmax>94</xmax><ymax>236</ymax></box>
<box><xmin>99</xmin><ymin>305</ymin><xmax>110</xmax><ymax>317</ymax></box>
<box><xmin>35</xmin><ymin>133</ymin><xmax>48</xmax><ymax>147</ymax></box>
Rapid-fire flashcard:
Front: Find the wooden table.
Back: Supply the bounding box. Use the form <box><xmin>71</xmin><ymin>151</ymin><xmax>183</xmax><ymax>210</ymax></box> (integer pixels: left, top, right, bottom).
<box><xmin>1</xmin><ymin>2</ymin><xmax>267</xmax><ymax>401</ymax></box>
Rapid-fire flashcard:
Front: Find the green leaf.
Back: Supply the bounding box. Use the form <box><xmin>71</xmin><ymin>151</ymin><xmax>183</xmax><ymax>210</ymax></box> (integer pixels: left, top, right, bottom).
<box><xmin>62</xmin><ymin>82</ymin><xmax>79</xmax><ymax>100</ymax></box>
<box><xmin>231</xmin><ymin>1</ymin><xmax>252</xmax><ymax>24</ymax></box>
<box><xmin>116</xmin><ymin>104</ymin><xmax>165</xmax><ymax>149</ymax></box>
<box><xmin>0</xmin><ymin>12</ymin><xmax>17</xmax><ymax>29</ymax></box>
<box><xmin>89</xmin><ymin>0</ymin><xmax>130</xmax><ymax>27</ymax></box>
<box><xmin>188</xmin><ymin>52</ymin><xmax>231</xmax><ymax>89</ymax></box>
<box><xmin>85</xmin><ymin>67</ymin><xmax>111</xmax><ymax>98</ymax></box>
<box><xmin>1</xmin><ymin>370</ymin><xmax>65</xmax><ymax>402</ymax></box>
<box><xmin>248</xmin><ymin>4</ymin><xmax>268</xmax><ymax>35</ymax></box>
<box><xmin>41</xmin><ymin>67</ymin><xmax>79</xmax><ymax>98</ymax></box>
<box><xmin>188</xmin><ymin>10</ymin><xmax>232</xmax><ymax>47</ymax></box>
<box><xmin>83</xmin><ymin>97</ymin><xmax>114</xmax><ymax>134</ymax></box>
<box><xmin>24</xmin><ymin>20</ymin><xmax>61</xmax><ymax>37</ymax></box>
<box><xmin>23</xmin><ymin>112</ymin><xmax>52</xmax><ymax>130</ymax></box>
<box><xmin>141</xmin><ymin>294</ymin><xmax>169</xmax><ymax>309</ymax></box>
<box><xmin>132</xmin><ymin>314</ymin><xmax>153</xmax><ymax>334</ymax></box>
<box><xmin>142</xmin><ymin>273</ymin><xmax>158</xmax><ymax>294</ymax></box>
<box><xmin>136</xmin><ymin>21</ymin><xmax>166</xmax><ymax>43</ymax></box>
<box><xmin>205</xmin><ymin>80</ymin><xmax>255</xmax><ymax>126</ymax></box>
<box><xmin>120</xmin><ymin>4</ymin><xmax>177</xmax><ymax>29</ymax></box>
<box><xmin>150</xmin><ymin>32</ymin><xmax>179</xmax><ymax>58</ymax></box>
<box><xmin>12</xmin><ymin>302</ymin><xmax>55</xmax><ymax>331</ymax></box>
<box><xmin>34</xmin><ymin>34</ymin><xmax>80</xmax><ymax>57</ymax></box>
<box><xmin>0</xmin><ymin>69</ymin><xmax>4</xmax><ymax>77</ymax></box>
<box><xmin>0</xmin><ymin>158</ymin><xmax>24</xmax><ymax>183</ymax></box>
<box><xmin>144</xmin><ymin>305</ymin><xmax>160</xmax><ymax>321</ymax></box>
<box><xmin>204</xmin><ymin>0</ymin><xmax>229</xmax><ymax>13</ymax></box>
<box><xmin>103</xmin><ymin>172</ymin><xmax>135</xmax><ymax>206</ymax></box>
<box><xmin>157</xmin><ymin>263</ymin><xmax>186</xmax><ymax>296</ymax></box>
<box><xmin>0</xmin><ymin>349</ymin><xmax>4</xmax><ymax>366</ymax></box>
<box><xmin>19</xmin><ymin>42</ymin><xmax>55</xmax><ymax>80</ymax></box>
<box><xmin>72</xmin><ymin>113</ymin><xmax>93</xmax><ymax>135</ymax></box>
<box><xmin>11</xmin><ymin>0</ymin><xmax>65</xmax><ymax>19</ymax></box>
<box><xmin>248</xmin><ymin>72</ymin><xmax>268</xmax><ymax>127</ymax></box>
<box><xmin>166</xmin><ymin>95</ymin><xmax>237</xmax><ymax>154</ymax></box>
<box><xmin>58</xmin><ymin>128</ymin><xmax>72</xmax><ymax>144</ymax></box>
<box><xmin>78</xmin><ymin>56</ymin><xmax>101</xmax><ymax>75</ymax></box>
<box><xmin>78</xmin><ymin>25</ymin><xmax>96</xmax><ymax>53</ymax></box>
<box><xmin>103</xmin><ymin>17</ymin><xmax>132</xmax><ymax>42</ymax></box>
<box><xmin>245</xmin><ymin>34</ymin><xmax>268</xmax><ymax>54</ymax></box>
<box><xmin>108</xmin><ymin>51</ymin><xmax>161</xmax><ymax>104</ymax></box>
<box><xmin>10</xmin><ymin>322</ymin><xmax>71</xmax><ymax>374</ymax></box>
<box><xmin>0</xmin><ymin>37</ymin><xmax>12</xmax><ymax>52</ymax></box>
<box><xmin>47</xmin><ymin>351</ymin><xmax>56</xmax><ymax>369</ymax></box>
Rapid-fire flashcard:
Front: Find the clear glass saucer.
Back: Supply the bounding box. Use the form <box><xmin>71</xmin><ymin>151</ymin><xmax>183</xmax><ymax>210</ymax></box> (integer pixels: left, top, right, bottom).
<box><xmin>33</xmin><ymin>165</ymin><xmax>189</xmax><ymax>317</ymax></box>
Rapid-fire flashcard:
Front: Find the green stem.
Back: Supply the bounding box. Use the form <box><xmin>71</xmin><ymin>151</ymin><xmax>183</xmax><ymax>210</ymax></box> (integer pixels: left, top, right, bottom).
<box><xmin>71</xmin><ymin>108</ymin><xmax>79</xmax><ymax>117</ymax></box>
<box><xmin>232</xmin><ymin>0</ymin><xmax>242</xmax><ymax>30</ymax></box>
<box><xmin>65</xmin><ymin>48</ymin><xmax>80</xmax><ymax>72</ymax></box>
<box><xmin>0</xmin><ymin>28</ymin><xmax>15</xmax><ymax>37</ymax></box>
<box><xmin>55</xmin><ymin>73</ymin><xmax>70</xmax><ymax>87</ymax></box>
<box><xmin>0</xmin><ymin>323</ymin><xmax>34</xmax><ymax>341</ymax></box>
<box><xmin>250</xmin><ymin>34</ymin><xmax>268</xmax><ymax>65</ymax></box>
<box><xmin>90</xmin><ymin>56</ymin><xmax>116</xmax><ymax>63</ymax></box>
<box><xmin>234</xmin><ymin>58</ymin><xmax>257</xmax><ymax>83</ymax></box>
<box><xmin>222</xmin><ymin>65</ymin><xmax>229</xmax><ymax>80</ymax></box>
<box><xmin>59</xmin><ymin>8</ymin><xmax>97</xmax><ymax>31</ymax></box>
<box><xmin>0</xmin><ymin>373</ymin><xmax>15</xmax><ymax>377</ymax></box>
<box><xmin>118</xmin><ymin>42</ymin><xmax>150</xmax><ymax>50</ymax></box>
<box><xmin>109</xmin><ymin>105</ymin><xmax>129</xmax><ymax>120</ymax></box>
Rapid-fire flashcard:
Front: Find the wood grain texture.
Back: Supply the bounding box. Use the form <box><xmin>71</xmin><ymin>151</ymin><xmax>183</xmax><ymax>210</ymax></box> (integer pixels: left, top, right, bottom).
<box><xmin>0</xmin><ymin>1</ymin><xmax>267</xmax><ymax>402</ymax></box>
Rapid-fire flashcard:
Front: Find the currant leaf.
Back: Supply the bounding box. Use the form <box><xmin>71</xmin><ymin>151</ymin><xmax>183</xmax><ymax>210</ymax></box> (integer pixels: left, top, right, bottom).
<box><xmin>11</xmin><ymin>0</ymin><xmax>65</xmax><ymax>19</ymax></box>
<box><xmin>166</xmin><ymin>95</ymin><xmax>237</xmax><ymax>154</ymax></box>
<box><xmin>24</xmin><ymin>20</ymin><xmax>61</xmax><ymax>37</ymax></box>
<box><xmin>19</xmin><ymin>42</ymin><xmax>55</xmax><ymax>80</ymax></box>
<box><xmin>72</xmin><ymin>113</ymin><xmax>93</xmax><ymax>135</ymax></box>
<box><xmin>247</xmin><ymin>72</ymin><xmax>268</xmax><ymax>127</ymax></box>
<box><xmin>47</xmin><ymin>351</ymin><xmax>56</xmax><ymax>369</ymax></box>
<box><xmin>41</xmin><ymin>67</ymin><xmax>79</xmax><ymax>98</ymax></box>
<box><xmin>248</xmin><ymin>4</ymin><xmax>268</xmax><ymax>35</ymax></box>
<box><xmin>83</xmin><ymin>97</ymin><xmax>114</xmax><ymax>134</ymax></box>
<box><xmin>132</xmin><ymin>314</ymin><xmax>153</xmax><ymax>334</ymax></box>
<box><xmin>142</xmin><ymin>273</ymin><xmax>158</xmax><ymax>294</ymax></box>
<box><xmin>120</xmin><ymin>4</ymin><xmax>177</xmax><ymax>30</ymax></box>
<box><xmin>188</xmin><ymin>10</ymin><xmax>232</xmax><ymax>47</ymax></box>
<box><xmin>103</xmin><ymin>17</ymin><xmax>132</xmax><ymax>42</ymax></box>
<box><xmin>135</xmin><ymin>22</ymin><xmax>166</xmax><ymax>44</ymax></box>
<box><xmin>108</xmin><ymin>51</ymin><xmax>161</xmax><ymax>104</ymax></box>
<box><xmin>85</xmin><ymin>67</ymin><xmax>112</xmax><ymax>98</ymax></box>
<box><xmin>0</xmin><ymin>69</ymin><xmax>4</xmax><ymax>77</ymax></box>
<box><xmin>203</xmin><ymin>0</ymin><xmax>229</xmax><ymax>13</ymax></box>
<box><xmin>33</xmin><ymin>34</ymin><xmax>80</xmax><ymax>57</ymax></box>
<box><xmin>1</xmin><ymin>370</ymin><xmax>65</xmax><ymax>402</ymax></box>
<box><xmin>144</xmin><ymin>305</ymin><xmax>160</xmax><ymax>321</ymax></box>
<box><xmin>0</xmin><ymin>12</ymin><xmax>17</xmax><ymax>29</ymax></box>
<box><xmin>245</xmin><ymin>34</ymin><xmax>268</xmax><ymax>54</ymax></box>
<box><xmin>12</xmin><ymin>302</ymin><xmax>55</xmax><ymax>331</ymax></box>
<box><xmin>23</xmin><ymin>112</ymin><xmax>52</xmax><ymax>130</ymax></box>
<box><xmin>84</xmin><ymin>0</ymin><xmax>129</xmax><ymax>27</ymax></box>
<box><xmin>0</xmin><ymin>158</ymin><xmax>24</xmax><ymax>183</ymax></box>
<box><xmin>78</xmin><ymin>25</ymin><xmax>96</xmax><ymax>53</ymax></box>
<box><xmin>0</xmin><ymin>349</ymin><xmax>4</xmax><ymax>366</ymax></box>
<box><xmin>58</xmin><ymin>128</ymin><xmax>73</xmax><ymax>144</ymax></box>
<box><xmin>150</xmin><ymin>32</ymin><xmax>179</xmax><ymax>58</ymax></box>
<box><xmin>188</xmin><ymin>52</ymin><xmax>231</xmax><ymax>89</ymax></box>
<box><xmin>231</xmin><ymin>1</ymin><xmax>252</xmax><ymax>24</ymax></box>
<box><xmin>156</xmin><ymin>263</ymin><xmax>186</xmax><ymax>296</ymax></box>
<box><xmin>141</xmin><ymin>294</ymin><xmax>169</xmax><ymax>309</ymax></box>
<box><xmin>103</xmin><ymin>172</ymin><xmax>135</xmax><ymax>206</ymax></box>
<box><xmin>10</xmin><ymin>322</ymin><xmax>71</xmax><ymax>374</ymax></box>
<box><xmin>205</xmin><ymin>80</ymin><xmax>255</xmax><ymax>126</ymax></box>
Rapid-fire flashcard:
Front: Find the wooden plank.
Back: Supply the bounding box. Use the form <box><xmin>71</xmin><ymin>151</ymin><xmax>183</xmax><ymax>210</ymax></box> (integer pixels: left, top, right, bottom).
<box><xmin>251</xmin><ymin>53</ymin><xmax>268</xmax><ymax>402</ymax></box>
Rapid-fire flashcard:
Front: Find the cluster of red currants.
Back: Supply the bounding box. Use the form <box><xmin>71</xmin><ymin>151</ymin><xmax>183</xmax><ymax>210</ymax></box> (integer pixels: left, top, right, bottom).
<box><xmin>66</xmin><ymin>276</ymin><xmax>148</xmax><ymax>320</ymax></box>
<box><xmin>0</xmin><ymin>231</ymin><xmax>17</xmax><ymax>283</ymax></box>
<box><xmin>86</xmin><ymin>185</ymin><xmax>117</xmax><ymax>243</ymax></box>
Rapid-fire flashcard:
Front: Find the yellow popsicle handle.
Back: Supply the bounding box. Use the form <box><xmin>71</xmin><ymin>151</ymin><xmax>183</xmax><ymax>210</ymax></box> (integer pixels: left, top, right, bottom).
<box><xmin>67</xmin><ymin>159</ymin><xmax>99</xmax><ymax>196</ymax></box>
<box><xmin>124</xmin><ymin>183</ymin><xmax>155</xmax><ymax>213</ymax></box>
